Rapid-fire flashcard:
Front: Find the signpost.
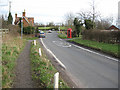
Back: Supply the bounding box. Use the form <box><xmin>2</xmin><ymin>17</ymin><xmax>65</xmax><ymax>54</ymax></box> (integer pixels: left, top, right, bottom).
<box><xmin>59</xmin><ymin>27</ymin><xmax>60</xmax><ymax>33</ymax></box>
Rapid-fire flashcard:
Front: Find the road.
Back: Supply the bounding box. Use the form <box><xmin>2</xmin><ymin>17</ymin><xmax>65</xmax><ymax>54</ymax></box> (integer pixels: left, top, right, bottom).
<box><xmin>41</xmin><ymin>31</ymin><xmax>119</xmax><ymax>88</ymax></box>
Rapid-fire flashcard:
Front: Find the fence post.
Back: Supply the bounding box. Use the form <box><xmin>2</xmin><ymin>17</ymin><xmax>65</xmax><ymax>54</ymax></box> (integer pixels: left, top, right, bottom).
<box><xmin>34</xmin><ymin>40</ymin><xmax>36</xmax><ymax>45</ymax></box>
<box><xmin>54</xmin><ymin>72</ymin><xmax>59</xmax><ymax>89</ymax></box>
<box><xmin>39</xmin><ymin>48</ymin><xmax>42</xmax><ymax>56</ymax></box>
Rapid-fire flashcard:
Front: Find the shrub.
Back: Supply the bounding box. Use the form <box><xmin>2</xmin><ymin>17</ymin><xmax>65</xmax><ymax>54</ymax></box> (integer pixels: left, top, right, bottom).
<box><xmin>23</xmin><ymin>26</ymin><xmax>35</xmax><ymax>34</ymax></box>
<box><xmin>72</xmin><ymin>31</ymin><xmax>77</xmax><ymax>37</ymax></box>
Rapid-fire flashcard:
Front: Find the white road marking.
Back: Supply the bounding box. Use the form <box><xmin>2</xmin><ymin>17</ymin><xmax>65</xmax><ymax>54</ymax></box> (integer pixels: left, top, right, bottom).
<box><xmin>41</xmin><ymin>37</ymin><xmax>118</xmax><ymax>63</ymax></box>
<box><xmin>72</xmin><ymin>44</ymin><xmax>119</xmax><ymax>62</ymax></box>
<box><xmin>53</xmin><ymin>41</ymin><xmax>71</xmax><ymax>48</ymax></box>
<box><xmin>40</xmin><ymin>38</ymin><xmax>66</xmax><ymax>69</ymax></box>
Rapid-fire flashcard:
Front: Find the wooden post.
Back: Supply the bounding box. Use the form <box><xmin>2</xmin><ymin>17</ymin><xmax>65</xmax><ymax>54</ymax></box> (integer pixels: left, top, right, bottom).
<box><xmin>34</xmin><ymin>40</ymin><xmax>36</xmax><ymax>45</ymax></box>
<box><xmin>54</xmin><ymin>72</ymin><xmax>59</xmax><ymax>89</ymax></box>
<box><xmin>39</xmin><ymin>48</ymin><xmax>42</xmax><ymax>56</ymax></box>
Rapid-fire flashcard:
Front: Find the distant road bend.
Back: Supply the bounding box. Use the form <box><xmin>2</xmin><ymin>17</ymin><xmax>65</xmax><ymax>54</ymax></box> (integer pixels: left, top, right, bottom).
<box><xmin>40</xmin><ymin>31</ymin><xmax>119</xmax><ymax>88</ymax></box>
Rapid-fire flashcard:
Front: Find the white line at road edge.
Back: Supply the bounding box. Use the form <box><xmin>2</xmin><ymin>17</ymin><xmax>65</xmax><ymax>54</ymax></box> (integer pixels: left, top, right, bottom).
<box><xmin>40</xmin><ymin>38</ymin><xmax>66</xmax><ymax>69</ymax></box>
<box><xmin>72</xmin><ymin>44</ymin><xmax>119</xmax><ymax>62</ymax></box>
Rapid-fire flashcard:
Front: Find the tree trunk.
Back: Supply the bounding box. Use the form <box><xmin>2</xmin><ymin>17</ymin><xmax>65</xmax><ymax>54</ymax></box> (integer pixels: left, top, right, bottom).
<box><xmin>78</xmin><ymin>33</ymin><xmax>79</xmax><ymax>37</ymax></box>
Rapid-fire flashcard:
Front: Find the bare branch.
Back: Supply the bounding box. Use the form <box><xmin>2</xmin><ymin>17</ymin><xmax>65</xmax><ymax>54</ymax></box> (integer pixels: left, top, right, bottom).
<box><xmin>64</xmin><ymin>12</ymin><xmax>75</xmax><ymax>26</ymax></box>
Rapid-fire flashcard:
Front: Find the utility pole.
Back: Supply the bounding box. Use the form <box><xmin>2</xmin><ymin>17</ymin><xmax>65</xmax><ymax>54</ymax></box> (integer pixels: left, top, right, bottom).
<box><xmin>21</xmin><ymin>19</ymin><xmax>23</xmax><ymax>40</ymax></box>
<box><xmin>9</xmin><ymin>1</ymin><xmax>11</xmax><ymax>13</ymax></box>
<box><xmin>92</xmin><ymin>0</ymin><xmax>95</xmax><ymax>29</ymax></box>
<box><xmin>57</xmin><ymin>23</ymin><xmax>61</xmax><ymax>33</ymax></box>
<box><xmin>118</xmin><ymin>1</ymin><xmax>120</xmax><ymax>28</ymax></box>
<box><xmin>90</xmin><ymin>0</ymin><xmax>95</xmax><ymax>29</ymax></box>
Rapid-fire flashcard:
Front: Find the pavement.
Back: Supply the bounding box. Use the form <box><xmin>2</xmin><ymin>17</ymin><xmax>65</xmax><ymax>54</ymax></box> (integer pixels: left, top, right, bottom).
<box><xmin>40</xmin><ymin>31</ymin><xmax>119</xmax><ymax>88</ymax></box>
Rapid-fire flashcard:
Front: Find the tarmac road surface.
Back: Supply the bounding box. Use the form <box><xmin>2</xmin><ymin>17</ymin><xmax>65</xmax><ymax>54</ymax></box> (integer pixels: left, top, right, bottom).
<box><xmin>41</xmin><ymin>31</ymin><xmax>119</xmax><ymax>88</ymax></box>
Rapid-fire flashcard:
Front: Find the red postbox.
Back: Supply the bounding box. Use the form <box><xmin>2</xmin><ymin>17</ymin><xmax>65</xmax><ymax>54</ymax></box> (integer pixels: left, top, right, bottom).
<box><xmin>67</xmin><ymin>28</ymin><xmax>72</xmax><ymax>38</ymax></box>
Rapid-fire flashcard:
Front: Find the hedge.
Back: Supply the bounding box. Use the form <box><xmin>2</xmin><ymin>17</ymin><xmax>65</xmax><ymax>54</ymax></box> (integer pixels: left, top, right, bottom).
<box><xmin>82</xmin><ymin>30</ymin><xmax>120</xmax><ymax>44</ymax></box>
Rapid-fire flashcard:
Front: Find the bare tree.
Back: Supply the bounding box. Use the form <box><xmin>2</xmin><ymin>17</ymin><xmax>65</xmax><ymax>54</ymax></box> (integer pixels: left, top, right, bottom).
<box><xmin>0</xmin><ymin>15</ymin><xmax>2</xmax><ymax>29</ymax></box>
<box><xmin>2</xmin><ymin>15</ymin><xmax>8</xmax><ymax>28</ymax></box>
<box><xmin>77</xmin><ymin>11</ymin><xmax>92</xmax><ymax>21</ymax></box>
<box><xmin>64</xmin><ymin>12</ymin><xmax>75</xmax><ymax>26</ymax></box>
<box><xmin>95</xmin><ymin>17</ymin><xmax>113</xmax><ymax>30</ymax></box>
<box><xmin>77</xmin><ymin>0</ymin><xmax>101</xmax><ymax>29</ymax></box>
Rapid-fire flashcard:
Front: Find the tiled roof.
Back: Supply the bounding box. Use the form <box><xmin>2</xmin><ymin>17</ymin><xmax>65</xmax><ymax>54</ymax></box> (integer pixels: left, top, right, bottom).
<box><xmin>108</xmin><ymin>25</ymin><xmax>120</xmax><ymax>30</ymax></box>
<box><xmin>14</xmin><ymin>12</ymin><xmax>34</xmax><ymax>26</ymax></box>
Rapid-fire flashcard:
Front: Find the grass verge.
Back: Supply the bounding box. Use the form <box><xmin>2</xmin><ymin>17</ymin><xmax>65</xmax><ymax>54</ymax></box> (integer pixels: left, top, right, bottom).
<box><xmin>23</xmin><ymin>34</ymin><xmax>38</xmax><ymax>40</ymax></box>
<box><xmin>30</xmin><ymin>41</ymin><xmax>69</xmax><ymax>88</ymax></box>
<box><xmin>69</xmin><ymin>38</ymin><xmax>119</xmax><ymax>57</ymax></box>
<box><xmin>58</xmin><ymin>32</ymin><xmax>67</xmax><ymax>39</ymax></box>
<box><xmin>2</xmin><ymin>34</ymin><xmax>26</xmax><ymax>88</ymax></box>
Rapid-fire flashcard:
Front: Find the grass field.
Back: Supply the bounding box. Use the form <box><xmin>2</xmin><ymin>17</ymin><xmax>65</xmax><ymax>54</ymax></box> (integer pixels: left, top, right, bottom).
<box><xmin>38</xmin><ymin>26</ymin><xmax>68</xmax><ymax>30</ymax></box>
<box><xmin>59</xmin><ymin>26</ymin><xmax>67</xmax><ymax>30</ymax></box>
<box><xmin>30</xmin><ymin>41</ymin><xmax>69</xmax><ymax>88</ymax></box>
<box><xmin>38</xmin><ymin>27</ymin><xmax>53</xmax><ymax>30</ymax></box>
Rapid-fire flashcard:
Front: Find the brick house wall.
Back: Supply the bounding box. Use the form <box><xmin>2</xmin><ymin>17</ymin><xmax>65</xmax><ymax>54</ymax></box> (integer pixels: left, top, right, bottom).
<box><xmin>14</xmin><ymin>10</ymin><xmax>34</xmax><ymax>27</ymax></box>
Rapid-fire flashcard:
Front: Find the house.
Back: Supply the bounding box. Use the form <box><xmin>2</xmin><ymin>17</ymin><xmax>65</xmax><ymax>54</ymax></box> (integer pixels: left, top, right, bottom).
<box><xmin>14</xmin><ymin>10</ymin><xmax>34</xmax><ymax>27</ymax></box>
<box><xmin>108</xmin><ymin>25</ymin><xmax>120</xmax><ymax>31</ymax></box>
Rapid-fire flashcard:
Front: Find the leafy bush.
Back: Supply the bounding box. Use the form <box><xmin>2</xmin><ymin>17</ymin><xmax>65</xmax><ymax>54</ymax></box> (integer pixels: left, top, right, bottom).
<box><xmin>23</xmin><ymin>26</ymin><xmax>35</xmax><ymax>34</ymax></box>
<box><xmin>72</xmin><ymin>31</ymin><xmax>77</xmax><ymax>37</ymax></box>
<box><xmin>84</xmin><ymin>19</ymin><xmax>94</xmax><ymax>30</ymax></box>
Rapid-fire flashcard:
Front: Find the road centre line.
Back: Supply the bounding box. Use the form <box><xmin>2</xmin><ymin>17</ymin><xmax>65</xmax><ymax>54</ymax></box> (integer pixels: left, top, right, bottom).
<box><xmin>40</xmin><ymin>38</ymin><xmax>66</xmax><ymax>69</ymax></box>
<box><xmin>72</xmin><ymin>44</ymin><xmax>119</xmax><ymax>62</ymax></box>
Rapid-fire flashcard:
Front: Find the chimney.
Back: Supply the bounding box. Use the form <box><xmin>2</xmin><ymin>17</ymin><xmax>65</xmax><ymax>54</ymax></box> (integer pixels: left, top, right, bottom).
<box><xmin>15</xmin><ymin>13</ymin><xmax>17</xmax><ymax>19</ymax></box>
<box><xmin>22</xmin><ymin>9</ymin><xmax>26</xmax><ymax>17</ymax></box>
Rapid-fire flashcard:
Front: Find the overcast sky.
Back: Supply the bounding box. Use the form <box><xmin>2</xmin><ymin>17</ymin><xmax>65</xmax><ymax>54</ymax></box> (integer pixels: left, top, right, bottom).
<box><xmin>0</xmin><ymin>0</ymin><xmax>119</xmax><ymax>25</ymax></box>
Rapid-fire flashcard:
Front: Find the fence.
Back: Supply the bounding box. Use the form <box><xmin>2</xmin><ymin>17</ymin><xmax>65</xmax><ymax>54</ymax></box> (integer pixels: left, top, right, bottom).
<box><xmin>0</xmin><ymin>29</ymin><xmax>9</xmax><ymax>34</ymax></box>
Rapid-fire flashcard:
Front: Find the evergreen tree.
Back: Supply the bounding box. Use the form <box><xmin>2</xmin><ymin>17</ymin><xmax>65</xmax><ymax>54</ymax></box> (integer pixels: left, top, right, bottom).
<box><xmin>73</xmin><ymin>18</ymin><xmax>83</xmax><ymax>37</ymax></box>
<box><xmin>18</xmin><ymin>18</ymin><xmax>22</xmax><ymax>28</ymax></box>
<box><xmin>8</xmin><ymin>12</ymin><xmax>13</xmax><ymax>24</ymax></box>
<box><xmin>84</xmin><ymin>19</ymin><xmax>95</xmax><ymax>30</ymax></box>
